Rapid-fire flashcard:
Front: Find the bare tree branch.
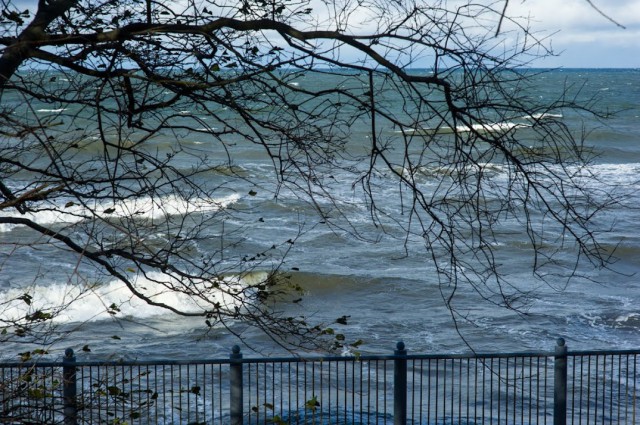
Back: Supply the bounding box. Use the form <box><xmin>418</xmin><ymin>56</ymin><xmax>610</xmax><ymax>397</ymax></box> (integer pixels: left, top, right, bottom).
<box><xmin>0</xmin><ymin>0</ymin><xmax>623</xmax><ymax>351</ymax></box>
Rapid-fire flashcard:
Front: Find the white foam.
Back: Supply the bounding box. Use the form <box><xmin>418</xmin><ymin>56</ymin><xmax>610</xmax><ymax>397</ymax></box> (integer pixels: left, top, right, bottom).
<box><xmin>403</xmin><ymin>113</ymin><xmax>563</xmax><ymax>136</ymax></box>
<box><xmin>0</xmin><ymin>206</ymin><xmax>86</xmax><ymax>233</ymax></box>
<box><xmin>570</xmin><ymin>163</ymin><xmax>640</xmax><ymax>188</ymax></box>
<box><xmin>36</xmin><ymin>108</ymin><xmax>66</xmax><ymax>113</ymax></box>
<box><xmin>0</xmin><ymin>270</ymin><xmax>267</xmax><ymax>324</ymax></box>
<box><xmin>0</xmin><ymin>193</ymin><xmax>240</xmax><ymax>233</ymax></box>
<box><xmin>521</xmin><ymin>113</ymin><xmax>563</xmax><ymax>120</ymax></box>
<box><xmin>615</xmin><ymin>312</ymin><xmax>640</xmax><ymax>323</ymax></box>
<box><xmin>99</xmin><ymin>193</ymin><xmax>240</xmax><ymax>220</ymax></box>
<box><xmin>404</xmin><ymin>121</ymin><xmax>531</xmax><ymax>135</ymax></box>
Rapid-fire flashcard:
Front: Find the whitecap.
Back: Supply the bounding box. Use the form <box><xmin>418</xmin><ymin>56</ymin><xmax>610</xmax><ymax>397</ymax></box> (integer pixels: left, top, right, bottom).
<box><xmin>0</xmin><ymin>270</ymin><xmax>266</xmax><ymax>324</ymax></box>
<box><xmin>36</xmin><ymin>108</ymin><xmax>66</xmax><ymax>113</ymax></box>
<box><xmin>521</xmin><ymin>113</ymin><xmax>563</xmax><ymax>120</ymax></box>
<box><xmin>404</xmin><ymin>121</ymin><xmax>530</xmax><ymax>136</ymax></box>
<box><xmin>615</xmin><ymin>312</ymin><xmax>640</xmax><ymax>324</ymax></box>
<box><xmin>0</xmin><ymin>193</ymin><xmax>240</xmax><ymax>232</ymax></box>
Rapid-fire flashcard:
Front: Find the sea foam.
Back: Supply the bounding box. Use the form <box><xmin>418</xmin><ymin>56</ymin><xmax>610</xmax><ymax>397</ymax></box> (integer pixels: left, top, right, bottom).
<box><xmin>0</xmin><ymin>193</ymin><xmax>240</xmax><ymax>233</ymax></box>
<box><xmin>0</xmin><ymin>270</ymin><xmax>266</xmax><ymax>325</ymax></box>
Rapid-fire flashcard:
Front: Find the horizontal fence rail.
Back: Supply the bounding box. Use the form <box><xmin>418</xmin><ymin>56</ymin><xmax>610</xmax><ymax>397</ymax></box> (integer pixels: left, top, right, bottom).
<box><xmin>1</xmin><ymin>339</ymin><xmax>639</xmax><ymax>424</ymax></box>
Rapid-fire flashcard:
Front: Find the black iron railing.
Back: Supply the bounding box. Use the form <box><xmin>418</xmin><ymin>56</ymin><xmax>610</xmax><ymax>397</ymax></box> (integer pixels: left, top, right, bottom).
<box><xmin>1</xmin><ymin>338</ymin><xmax>638</xmax><ymax>424</ymax></box>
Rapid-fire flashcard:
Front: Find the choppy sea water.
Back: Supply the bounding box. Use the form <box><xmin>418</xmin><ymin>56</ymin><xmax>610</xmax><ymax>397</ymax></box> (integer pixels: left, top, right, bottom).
<box><xmin>1</xmin><ymin>68</ymin><xmax>639</xmax><ymax>360</ymax></box>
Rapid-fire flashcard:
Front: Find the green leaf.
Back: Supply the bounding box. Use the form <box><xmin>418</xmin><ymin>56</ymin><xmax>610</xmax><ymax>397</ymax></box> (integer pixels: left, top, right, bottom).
<box><xmin>271</xmin><ymin>416</ymin><xmax>287</xmax><ymax>425</ymax></box>
<box><xmin>28</xmin><ymin>388</ymin><xmax>46</xmax><ymax>399</ymax></box>
<box><xmin>26</xmin><ymin>310</ymin><xmax>52</xmax><ymax>322</ymax></box>
<box><xmin>305</xmin><ymin>395</ymin><xmax>320</xmax><ymax>412</ymax></box>
<box><xmin>248</xmin><ymin>190</ymin><xmax>257</xmax><ymax>196</ymax></box>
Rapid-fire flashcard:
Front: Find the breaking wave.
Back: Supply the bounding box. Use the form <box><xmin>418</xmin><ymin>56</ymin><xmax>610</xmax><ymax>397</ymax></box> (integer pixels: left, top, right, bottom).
<box><xmin>0</xmin><ymin>193</ymin><xmax>240</xmax><ymax>233</ymax></box>
<box><xmin>0</xmin><ymin>270</ymin><xmax>268</xmax><ymax>324</ymax></box>
<box><xmin>403</xmin><ymin>121</ymin><xmax>531</xmax><ymax>135</ymax></box>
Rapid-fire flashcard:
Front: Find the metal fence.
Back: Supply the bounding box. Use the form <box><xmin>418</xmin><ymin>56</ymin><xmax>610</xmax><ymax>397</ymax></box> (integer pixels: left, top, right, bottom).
<box><xmin>1</xmin><ymin>339</ymin><xmax>639</xmax><ymax>424</ymax></box>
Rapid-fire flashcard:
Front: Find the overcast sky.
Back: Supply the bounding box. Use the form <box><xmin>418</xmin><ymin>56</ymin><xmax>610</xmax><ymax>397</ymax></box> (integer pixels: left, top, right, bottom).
<box><xmin>509</xmin><ymin>0</ymin><xmax>640</xmax><ymax>68</ymax></box>
<box><xmin>10</xmin><ymin>0</ymin><xmax>640</xmax><ymax>68</ymax></box>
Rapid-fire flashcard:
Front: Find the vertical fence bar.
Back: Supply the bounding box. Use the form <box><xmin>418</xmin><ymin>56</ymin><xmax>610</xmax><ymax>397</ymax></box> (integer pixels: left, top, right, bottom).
<box><xmin>554</xmin><ymin>338</ymin><xmax>568</xmax><ymax>425</ymax></box>
<box><xmin>230</xmin><ymin>345</ymin><xmax>243</xmax><ymax>425</ymax></box>
<box><xmin>63</xmin><ymin>348</ymin><xmax>77</xmax><ymax>425</ymax></box>
<box><xmin>394</xmin><ymin>341</ymin><xmax>407</xmax><ymax>425</ymax></box>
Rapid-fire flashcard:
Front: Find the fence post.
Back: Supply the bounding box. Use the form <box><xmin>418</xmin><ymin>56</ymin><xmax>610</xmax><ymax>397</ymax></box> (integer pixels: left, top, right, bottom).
<box><xmin>230</xmin><ymin>345</ymin><xmax>243</xmax><ymax>425</ymax></box>
<box><xmin>62</xmin><ymin>348</ymin><xmax>77</xmax><ymax>425</ymax></box>
<box><xmin>554</xmin><ymin>338</ymin><xmax>568</xmax><ymax>425</ymax></box>
<box><xmin>394</xmin><ymin>341</ymin><xmax>407</xmax><ymax>425</ymax></box>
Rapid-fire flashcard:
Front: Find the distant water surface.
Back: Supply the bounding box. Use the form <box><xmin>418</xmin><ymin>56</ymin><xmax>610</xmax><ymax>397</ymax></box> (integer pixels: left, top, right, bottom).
<box><xmin>1</xmin><ymin>68</ymin><xmax>639</xmax><ymax>360</ymax></box>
